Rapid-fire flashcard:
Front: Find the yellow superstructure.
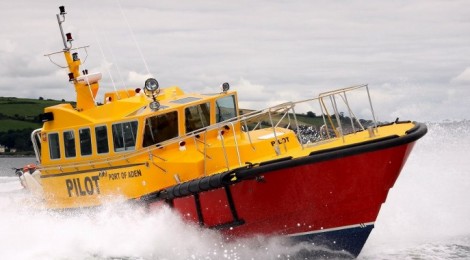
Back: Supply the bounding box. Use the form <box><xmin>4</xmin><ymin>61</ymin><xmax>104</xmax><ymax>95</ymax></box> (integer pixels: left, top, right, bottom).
<box><xmin>34</xmin><ymin>78</ymin><xmax>416</xmax><ymax>209</ymax></box>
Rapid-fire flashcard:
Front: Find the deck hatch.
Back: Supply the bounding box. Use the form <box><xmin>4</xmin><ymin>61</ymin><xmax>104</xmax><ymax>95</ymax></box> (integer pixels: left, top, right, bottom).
<box><xmin>170</xmin><ymin>97</ymin><xmax>201</xmax><ymax>104</ymax></box>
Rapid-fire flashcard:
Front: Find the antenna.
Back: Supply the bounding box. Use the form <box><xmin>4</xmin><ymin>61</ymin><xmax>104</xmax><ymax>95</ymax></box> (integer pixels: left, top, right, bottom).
<box><xmin>84</xmin><ymin>11</ymin><xmax>121</xmax><ymax>100</ymax></box>
<box><xmin>56</xmin><ymin>6</ymin><xmax>73</xmax><ymax>50</ymax></box>
<box><xmin>117</xmin><ymin>0</ymin><xmax>152</xmax><ymax>76</ymax></box>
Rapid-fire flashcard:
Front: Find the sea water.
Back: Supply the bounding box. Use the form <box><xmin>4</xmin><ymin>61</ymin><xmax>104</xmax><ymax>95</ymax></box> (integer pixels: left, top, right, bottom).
<box><xmin>0</xmin><ymin>121</ymin><xmax>469</xmax><ymax>259</ymax></box>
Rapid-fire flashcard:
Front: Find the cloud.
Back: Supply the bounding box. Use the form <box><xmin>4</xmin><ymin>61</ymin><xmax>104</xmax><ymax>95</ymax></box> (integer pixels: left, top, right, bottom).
<box><xmin>451</xmin><ymin>68</ymin><xmax>470</xmax><ymax>84</ymax></box>
<box><xmin>0</xmin><ymin>39</ymin><xmax>15</xmax><ymax>53</ymax></box>
<box><xmin>236</xmin><ymin>78</ymin><xmax>266</xmax><ymax>101</ymax></box>
<box><xmin>127</xmin><ymin>71</ymin><xmax>153</xmax><ymax>88</ymax></box>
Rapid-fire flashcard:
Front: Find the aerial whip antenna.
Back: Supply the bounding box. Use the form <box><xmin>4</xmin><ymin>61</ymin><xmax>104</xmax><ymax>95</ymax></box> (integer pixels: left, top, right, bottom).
<box><xmin>84</xmin><ymin>9</ymin><xmax>121</xmax><ymax>100</ymax></box>
<box><xmin>101</xmin><ymin>31</ymin><xmax>131</xmax><ymax>97</ymax></box>
<box><xmin>117</xmin><ymin>0</ymin><xmax>152</xmax><ymax>77</ymax></box>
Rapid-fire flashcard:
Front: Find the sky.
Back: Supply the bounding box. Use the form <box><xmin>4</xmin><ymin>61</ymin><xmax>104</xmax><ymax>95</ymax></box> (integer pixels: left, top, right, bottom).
<box><xmin>0</xmin><ymin>0</ymin><xmax>469</xmax><ymax>122</ymax></box>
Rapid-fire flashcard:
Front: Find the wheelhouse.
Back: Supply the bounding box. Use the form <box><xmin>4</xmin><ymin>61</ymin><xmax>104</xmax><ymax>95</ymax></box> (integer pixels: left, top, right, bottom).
<box><xmin>32</xmin><ymin>89</ymin><xmax>239</xmax><ymax>166</ymax></box>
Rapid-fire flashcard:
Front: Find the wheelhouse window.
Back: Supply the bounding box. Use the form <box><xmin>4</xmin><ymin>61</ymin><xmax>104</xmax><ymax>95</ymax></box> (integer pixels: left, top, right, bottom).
<box><xmin>143</xmin><ymin>111</ymin><xmax>179</xmax><ymax>147</ymax></box>
<box><xmin>48</xmin><ymin>133</ymin><xmax>60</xmax><ymax>159</ymax></box>
<box><xmin>185</xmin><ymin>102</ymin><xmax>210</xmax><ymax>133</ymax></box>
<box><xmin>79</xmin><ymin>128</ymin><xmax>92</xmax><ymax>156</ymax></box>
<box><xmin>216</xmin><ymin>95</ymin><xmax>237</xmax><ymax>123</ymax></box>
<box><xmin>95</xmin><ymin>125</ymin><xmax>109</xmax><ymax>154</ymax></box>
<box><xmin>112</xmin><ymin>121</ymin><xmax>138</xmax><ymax>152</ymax></box>
<box><xmin>63</xmin><ymin>130</ymin><xmax>76</xmax><ymax>158</ymax></box>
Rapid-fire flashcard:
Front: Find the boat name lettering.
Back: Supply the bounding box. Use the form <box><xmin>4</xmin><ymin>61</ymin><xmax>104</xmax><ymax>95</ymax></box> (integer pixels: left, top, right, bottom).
<box><xmin>108</xmin><ymin>169</ymin><xmax>142</xmax><ymax>180</ymax></box>
<box><xmin>271</xmin><ymin>137</ymin><xmax>290</xmax><ymax>146</ymax></box>
<box><xmin>65</xmin><ymin>175</ymin><xmax>100</xmax><ymax>197</ymax></box>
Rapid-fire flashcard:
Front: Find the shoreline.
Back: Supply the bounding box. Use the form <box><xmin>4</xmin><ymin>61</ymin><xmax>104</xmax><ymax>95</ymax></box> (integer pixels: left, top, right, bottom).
<box><xmin>0</xmin><ymin>155</ymin><xmax>35</xmax><ymax>158</ymax></box>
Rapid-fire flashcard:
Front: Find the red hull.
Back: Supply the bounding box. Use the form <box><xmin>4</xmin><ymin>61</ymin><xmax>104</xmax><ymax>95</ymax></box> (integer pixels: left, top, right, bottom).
<box><xmin>146</xmin><ymin>123</ymin><xmax>426</xmax><ymax>256</ymax></box>
<box><xmin>168</xmin><ymin>142</ymin><xmax>414</xmax><ymax>232</ymax></box>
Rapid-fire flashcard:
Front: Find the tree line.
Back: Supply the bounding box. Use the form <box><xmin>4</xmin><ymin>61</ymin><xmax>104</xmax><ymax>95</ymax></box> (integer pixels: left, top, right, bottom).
<box><xmin>0</xmin><ymin>128</ymin><xmax>35</xmax><ymax>153</ymax></box>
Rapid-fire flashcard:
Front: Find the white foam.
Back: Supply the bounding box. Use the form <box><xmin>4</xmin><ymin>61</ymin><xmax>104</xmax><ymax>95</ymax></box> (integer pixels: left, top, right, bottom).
<box><xmin>361</xmin><ymin>121</ymin><xmax>470</xmax><ymax>258</ymax></box>
<box><xmin>0</xmin><ymin>177</ymin><xmax>24</xmax><ymax>193</ymax></box>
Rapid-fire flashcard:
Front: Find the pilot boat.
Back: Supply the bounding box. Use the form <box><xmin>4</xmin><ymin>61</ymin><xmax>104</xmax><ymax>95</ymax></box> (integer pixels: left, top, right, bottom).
<box><xmin>22</xmin><ymin>6</ymin><xmax>427</xmax><ymax>258</ymax></box>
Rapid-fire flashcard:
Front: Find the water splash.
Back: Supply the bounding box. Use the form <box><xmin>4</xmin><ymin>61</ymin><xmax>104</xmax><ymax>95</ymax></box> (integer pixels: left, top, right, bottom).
<box><xmin>360</xmin><ymin>120</ymin><xmax>470</xmax><ymax>258</ymax></box>
<box><xmin>0</xmin><ymin>188</ymin><xmax>349</xmax><ymax>260</ymax></box>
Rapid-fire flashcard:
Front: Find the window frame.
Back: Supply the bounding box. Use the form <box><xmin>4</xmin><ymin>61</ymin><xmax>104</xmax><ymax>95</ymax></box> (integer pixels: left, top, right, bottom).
<box><xmin>215</xmin><ymin>94</ymin><xmax>237</xmax><ymax>123</ymax></box>
<box><xmin>184</xmin><ymin>102</ymin><xmax>211</xmax><ymax>133</ymax></box>
<box><xmin>95</xmin><ymin>125</ymin><xmax>110</xmax><ymax>155</ymax></box>
<box><xmin>111</xmin><ymin>120</ymin><xmax>139</xmax><ymax>153</ymax></box>
<box><xmin>48</xmin><ymin>132</ymin><xmax>61</xmax><ymax>160</ymax></box>
<box><xmin>63</xmin><ymin>130</ymin><xmax>77</xmax><ymax>159</ymax></box>
<box><xmin>143</xmin><ymin>111</ymin><xmax>179</xmax><ymax>147</ymax></box>
<box><xmin>79</xmin><ymin>127</ymin><xmax>93</xmax><ymax>157</ymax></box>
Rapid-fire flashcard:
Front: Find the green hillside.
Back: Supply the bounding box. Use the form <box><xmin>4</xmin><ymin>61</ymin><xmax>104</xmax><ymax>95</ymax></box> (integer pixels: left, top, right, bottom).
<box><xmin>0</xmin><ymin>119</ymin><xmax>40</xmax><ymax>132</ymax></box>
<box><xmin>0</xmin><ymin>97</ymin><xmax>63</xmax><ymax>117</ymax></box>
<box><xmin>240</xmin><ymin>108</ymin><xmax>326</xmax><ymax>128</ymax></box>
<box><xmin>0</xmin><ymin>97</ymin><xmax>71</xmax><ymax>130</ymax></box>
<box><xmin>0</xmin><ymin>97</ymin><xmax>68</xmax><ymax>153</ymax></box>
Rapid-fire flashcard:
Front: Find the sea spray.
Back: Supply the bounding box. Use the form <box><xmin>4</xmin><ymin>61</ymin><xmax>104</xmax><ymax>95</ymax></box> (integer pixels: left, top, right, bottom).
<box><xmin>360</xmin><ymin>121</ymin><xmax>470</xmax><ymax>258</ymax></box>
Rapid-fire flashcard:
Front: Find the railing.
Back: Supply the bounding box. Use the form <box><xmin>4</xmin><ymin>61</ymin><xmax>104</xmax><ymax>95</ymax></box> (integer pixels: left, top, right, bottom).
<box><xmin>317</xmin><ymin>84</ymin><xmax>377</xmax><ymax>142</ymax></box>
<box><xmin>35</xmin><ymin>84</ymin><xmax>377</xmax><ymax>175</ymax></box>
<box><xmin>31</xmin><ymin>129</ymin><xmax>42</xmax><ymax>164</ymax></box>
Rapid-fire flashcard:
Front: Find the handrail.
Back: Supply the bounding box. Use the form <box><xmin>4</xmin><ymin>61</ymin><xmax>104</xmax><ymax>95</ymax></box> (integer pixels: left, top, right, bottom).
<box><xmin>31</xmin><ymin>128</ymin><xmax>42</xmax><ymax>164</ymax></box>
<box><xmin>228</xmin><ymin>121</ymin><xmax>242</xmax><ymax>167</ymax></box>
<box><xmin>318</xmin><ymin>84</ymin><xmax>367</xmax><ymax>98</ymax></box>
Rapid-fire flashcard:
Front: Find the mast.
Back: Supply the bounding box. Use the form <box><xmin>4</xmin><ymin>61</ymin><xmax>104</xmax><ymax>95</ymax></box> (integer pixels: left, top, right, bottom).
<box><xmin>52</xmin><ymin>6</ymin><xmax>100</xmax><ymax>111</ymax></box>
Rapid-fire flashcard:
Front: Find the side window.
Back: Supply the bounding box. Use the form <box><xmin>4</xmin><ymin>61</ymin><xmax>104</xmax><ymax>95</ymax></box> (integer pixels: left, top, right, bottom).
<box><xmin>216</xmin><ymin>95</ymin><xmax>237</xmax><ymax>123</ymax></box>
<box><xmin>143</xmin><ymin>111</ymin><xmax>179</xmax><ymax>147</ymax></box>
<box><xmin>63</xmin><ymin>130</ymin><xmax>76</xmax><ymax>158</ymax></box>
<box><xmin>79</xmin><ymin>128</ymin><xmax>92</xmax><ymax>156</ymax></box>
<box><xmin>185</xmin><ymin>102</ymin><xmax>210</xmax><ymax>133</ymax></box>
<box><xmin>48</xmin><ymin>133</ymin><xmax>61</xmax><ymax>159</ymax></box>
<box><xmin>112</xmin><ymin>121</ymin><xmax>138</xmax><ymax>152</ymax></box>
<box><xmin>95</xmin><ymin>125</ymin><xmax>109</xmax><ymax>154</ymax></box>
